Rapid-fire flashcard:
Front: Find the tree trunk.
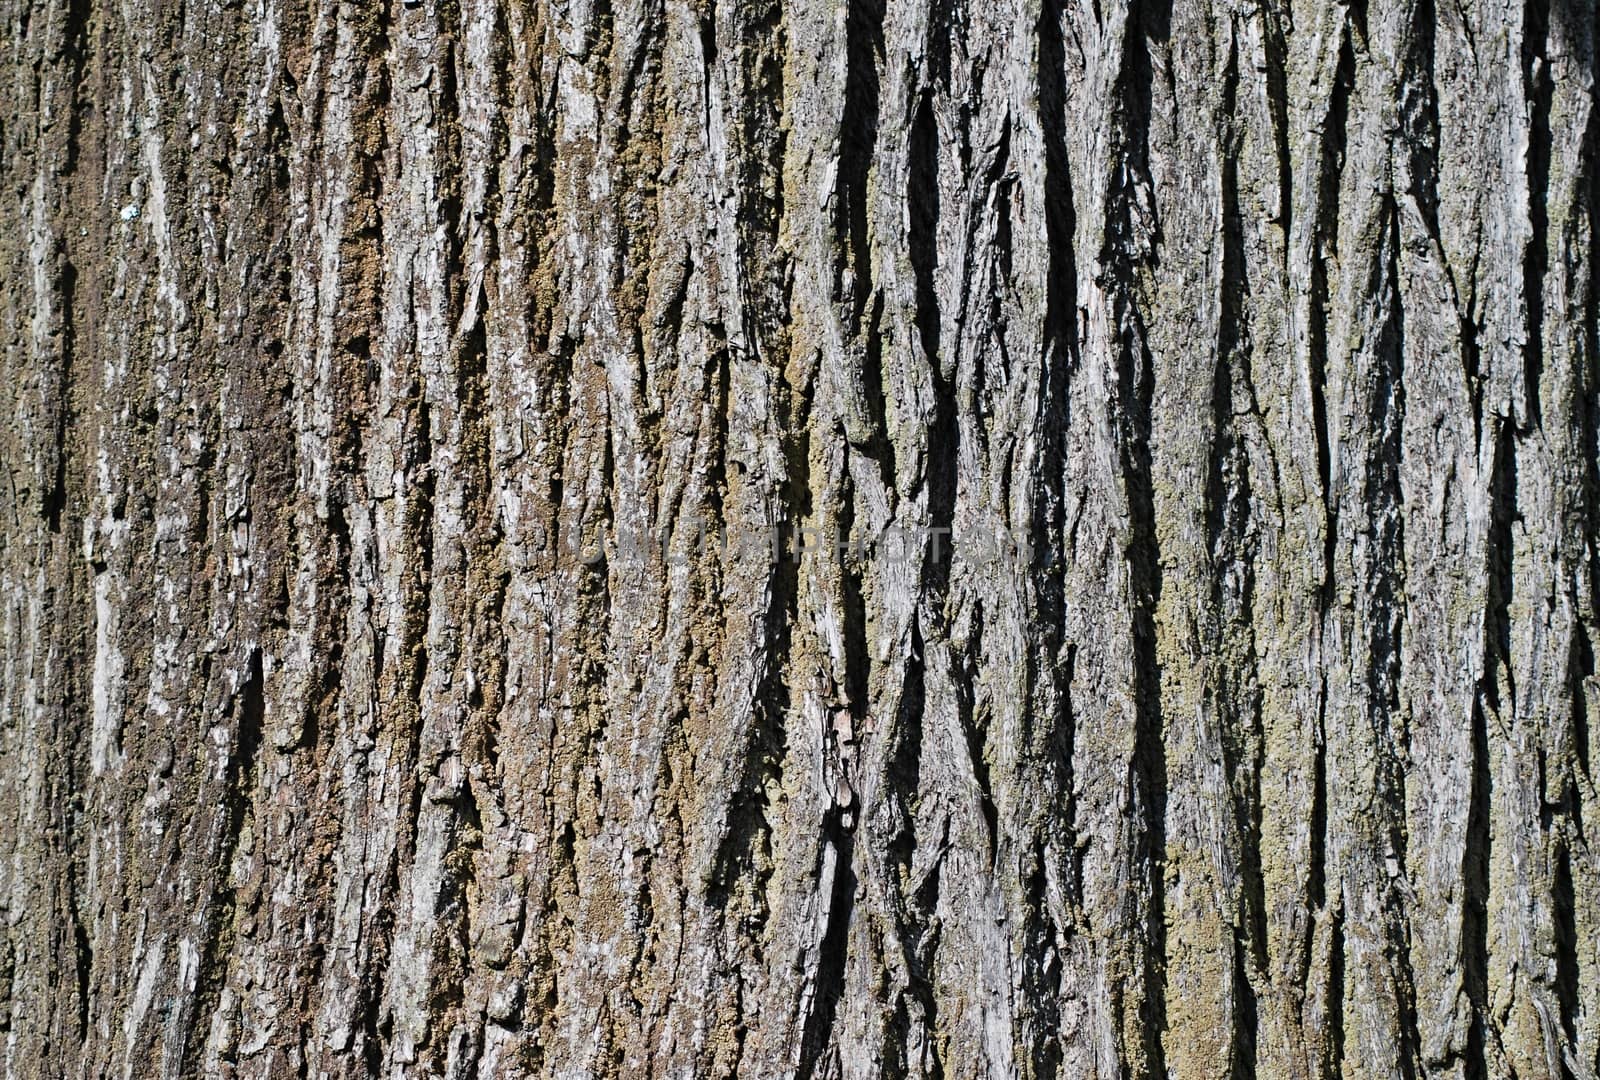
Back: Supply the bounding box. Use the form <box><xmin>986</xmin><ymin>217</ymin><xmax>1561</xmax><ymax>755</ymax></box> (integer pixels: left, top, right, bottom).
<box><xmin>2</xmin><ymin>0</ymin><xmax>1597</xmax><ymax>1076</ymax></box>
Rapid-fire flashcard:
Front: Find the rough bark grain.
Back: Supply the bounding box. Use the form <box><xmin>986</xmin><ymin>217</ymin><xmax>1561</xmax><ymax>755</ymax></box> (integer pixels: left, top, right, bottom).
<box><xmin>2</xmin><ymin>0</ymin><xmax>1597</xmax><ymax>1076</ymax></box>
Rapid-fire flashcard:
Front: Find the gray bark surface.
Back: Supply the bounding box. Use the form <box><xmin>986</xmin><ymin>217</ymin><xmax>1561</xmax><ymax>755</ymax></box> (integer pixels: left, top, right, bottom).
<box><xmin>2</xmin><ymin>0</ymin><xmax>1597</xmax><ymax>1076</ymax></box>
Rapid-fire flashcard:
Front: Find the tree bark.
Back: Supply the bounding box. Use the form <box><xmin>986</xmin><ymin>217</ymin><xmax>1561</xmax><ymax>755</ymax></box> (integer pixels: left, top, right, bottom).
<box><xmin>2</xmin><ymin>0</ymin><xmax>1597</xmax><ymax>1076</ymax></box>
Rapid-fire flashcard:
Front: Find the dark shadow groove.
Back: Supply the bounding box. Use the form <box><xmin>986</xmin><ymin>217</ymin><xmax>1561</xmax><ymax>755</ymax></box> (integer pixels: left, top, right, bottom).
<box><xmin>885</xmin><ymin>616</ymin><xmax>942</xmax><ymax>1080</ymax></box>
<box><xmin>837</xmin><ymin>442</ymin><xmax>872</xmax><ymax>716</ymax></box>
<box><xmin>1028</xmin><ymin>3</ymin><xmax>1081</xmax><ymax>1069</ymax></box>
<box><xmin>797</xmin><ymin>821</ymin><xmax>858</xmax><ymax>1080</ymax></box>
<box><xmin>1213</xmin><ymin>30</ymin><xmax>1269</xmax><ymax>1058</ymax></box>
<box><xmin>1307</xmin><ymin>673</ymin><xmax>1331</xmax><ymax>1034</ymax></box>
<box><xmin>1400</xmin><ymin>0</ymin><xmax>1445</xmax><ymax>260</ymax></box>
<box><xmin>1579</xmin><ymin>98</ymin><xmax>1600</xmax><ymax>805</ymax></box>
<box><xmin>1311</xmin><ymin>26</ymin><xmax>1355</xmax><ymax>604</ymax></box>
<box><xmin>45</xmin><ymin>259</ymin><xmax>77</xmax><ymax>535</ymax></box>
<box><xmin>1108</xmin><ymin>0</ymin><xmax>1171</xmax><ymax>1069</ymax></box>
<box><xmin>705</xmin><ymin>416</ymin><xmax>806</xmax><ymax>914</ymax></box>
<box><xmin>1521</xmin><ymin>0</ymin><xmax>1552</xmax><ymax>428</ymax></box>
<box><xmin>956</xmin><ymin>611</ymin><xmax>998</xmax><ymax>862</ymax></box>
<box><xmin>1464</xmin><ymin>421</ymin><xmax>1514</xmax><ymax>1080</ymax></box>
<box><xmin>1259</xmin><ymin>1</ymin><xmax>1293</xmax><ymax>238</ymax></box>
<box><xmin>1325</xmin><ymin>902</ymin><xmax>1347</xmax><ymax>1079</ymax></box>
<box><xmin>1552</xmin><ymin>839</ymin><xmax>1581</xmax><ymax>1073</ymax></box>
<box><xmin>732</xmin><ymin>0</ymin><xmax>788</xmax><ymax>366</ymax></box>
<box><xmin>1366</xmin><ymin>201</ymin><xmax>1422</xmax><ymax>1080</ymax></box>
<box><xmin>909</xmin><ymin>91</ymin><xmax>942</xmax><ymax>376</ymax></box>
<box><xmin>1231</xmin><ymin>931</ymin><xmax>1259</xmax><ymax>1080</ymax></box>
<box><xmin>838</xmin><ymin>0</ymin><xmax>885</xmax><ymax>328</ymax></box>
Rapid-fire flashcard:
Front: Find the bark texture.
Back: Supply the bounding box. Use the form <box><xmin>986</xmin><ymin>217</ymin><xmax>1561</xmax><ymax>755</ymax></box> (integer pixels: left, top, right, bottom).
<box><xmin>3</xmin><ymin>0</ymin><xmax>1599</xmax><ymax>1075</ymax></box>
